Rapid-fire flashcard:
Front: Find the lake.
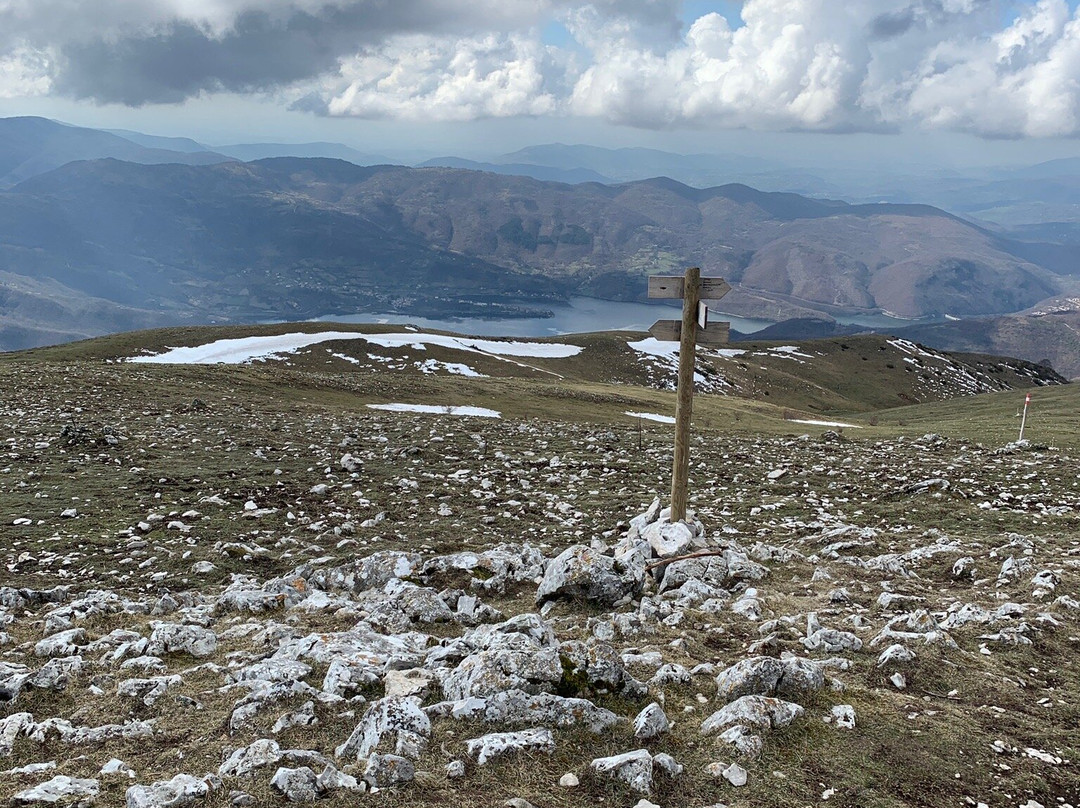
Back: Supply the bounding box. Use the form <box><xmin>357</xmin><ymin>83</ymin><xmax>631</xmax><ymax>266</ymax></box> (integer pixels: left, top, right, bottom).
<box><xmin>314</xmin><ymin>296</ymin><xmax>917</xmax><ymax>338</ymax></box>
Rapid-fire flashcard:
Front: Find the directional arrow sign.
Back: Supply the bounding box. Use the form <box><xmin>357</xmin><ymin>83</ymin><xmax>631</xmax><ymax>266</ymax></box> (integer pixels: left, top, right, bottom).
<box><xmin>649</xmin><ymin>319</ymin><xmax>730</xmax><ymax>346</ymax></box>
<box><xmin>648</xmin><ymin>275</ymin><xmax>731</xmax><ymax>301</ymax></box>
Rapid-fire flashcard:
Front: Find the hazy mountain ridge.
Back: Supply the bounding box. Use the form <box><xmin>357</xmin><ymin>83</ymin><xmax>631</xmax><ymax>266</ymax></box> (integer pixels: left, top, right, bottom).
<box><xmin>0</xmin><ymin>123</ymin><xmax>1070</xmax><ymax>352</ymax></box>
<box><xmin>0</xmin><ymin>117</ymin><xmax>231</xmax><ymax>188</ymax></box>
<box><xmin>0</xmin><ymin>156</ymin><xmax>1069</xmax><ymax>351</ymax></box>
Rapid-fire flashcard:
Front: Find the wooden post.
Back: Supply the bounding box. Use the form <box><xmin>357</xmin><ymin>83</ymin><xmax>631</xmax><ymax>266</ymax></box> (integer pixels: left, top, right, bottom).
<box><xmin>670</xmin><ymin>266</ymin><xmax>700</xmax><ymax>522</ymax></box>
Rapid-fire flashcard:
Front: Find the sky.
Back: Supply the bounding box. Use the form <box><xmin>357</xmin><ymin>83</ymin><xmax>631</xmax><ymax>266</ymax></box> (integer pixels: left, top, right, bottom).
<box><xmin>3</xmin><ymin>0</ymin><xmax>1080</xmax><ymax>166</ymax></box>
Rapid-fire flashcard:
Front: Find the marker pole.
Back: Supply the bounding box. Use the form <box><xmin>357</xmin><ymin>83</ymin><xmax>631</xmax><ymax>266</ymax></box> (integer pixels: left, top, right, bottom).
<box><xmin>1018</xmin><ymin>392</ymin><xmax>1031</xmax><ymax>442</ymax></box>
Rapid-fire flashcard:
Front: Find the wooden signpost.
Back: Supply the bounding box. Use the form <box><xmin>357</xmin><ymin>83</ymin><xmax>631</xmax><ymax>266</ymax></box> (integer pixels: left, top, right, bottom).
<box><xmin>647</xmin><ymin>267</ymin><xmax>731</xmax><ymax>522</ymax></box>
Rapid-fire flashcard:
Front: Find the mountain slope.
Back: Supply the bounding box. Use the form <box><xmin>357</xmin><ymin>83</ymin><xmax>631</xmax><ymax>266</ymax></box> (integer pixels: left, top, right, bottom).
<box><xmin>0</xmin><ymin>117</ymin><xmax>231</xmax><ymax>187</ymax></box>
<box><xmin>894</xmin><ymin>309</ymin><xmax>1080</xmax><ymax>379</ymax></box>
<box><xmin>0</xmin><ymin>156</ymin><xmax>1067</xmax><ymax>350</ymax></box>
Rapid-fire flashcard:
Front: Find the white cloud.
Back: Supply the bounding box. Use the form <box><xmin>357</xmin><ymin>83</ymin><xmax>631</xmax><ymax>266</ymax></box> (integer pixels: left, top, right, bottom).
<box><xmin>0</xmin><ymin>44</ymin><xmax>50</xmax><ymax>98</ymax></box>
<box><xmin>567</xmin><ymin>0</ymin><xmax>1080</xmax><ymax>138</ymax></box>
<box><xmin>4</xmin><ymin>0</ymin><xmax>1080</xmax><ymax>138</ymax></box>
<box><xmin>324</xmin><ymin>33</ymin><xmax>564</xmax><ymax>120</ymax></box>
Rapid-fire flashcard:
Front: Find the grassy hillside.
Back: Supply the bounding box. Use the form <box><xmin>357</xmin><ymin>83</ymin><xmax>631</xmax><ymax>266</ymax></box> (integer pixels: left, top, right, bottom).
<box><xmin>0</xmin><ymin>325</ymin><xmax>1077</xmax><ymax>808</ymax></box>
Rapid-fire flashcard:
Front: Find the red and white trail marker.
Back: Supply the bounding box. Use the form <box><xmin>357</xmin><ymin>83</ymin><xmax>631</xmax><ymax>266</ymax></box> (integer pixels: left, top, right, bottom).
<box><xmin>1019</xmin><ymin>392</ymin><xmax>1032</xmax><ymax>442</ymax></box>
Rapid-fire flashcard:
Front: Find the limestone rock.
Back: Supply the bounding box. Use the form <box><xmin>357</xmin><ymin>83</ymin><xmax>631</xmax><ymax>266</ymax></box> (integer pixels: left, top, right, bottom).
<box><xmin>269</xmin><ymin>767</ymin><xmax>319</xmax><ymax>802</ymax></box>
<box><xmin>219</xmin><ymin>739</ymin><xmax>282</xmax><ymax>778</ymax></box>
<box><xmin>701</xmin><ymin>696</ymin><xmax>804</xmax><ymax>735</ymax></box>
<box><xmin>535</xmin><ymin>545</ymin><xmax>642</xmax><ymax>607</ymax></box>
<box><xmin>34</xmin><ymin>629</ymin><xmax>87</xmax><ymax>658</ymax></box>
<box><xmin>714</xmin><ymin>656</ymin><xmax>824</xmax><ymax>701</ymax></box>
<box><xmin>13</xmin><ymin>776</ymin><xmax>99</xmax><ymax>805</ymax></box>
<box><xmin>335</xmin><ymin>697</ymin><xmax>430</xmax><ymax>761</ymax></box>
<box><xmin>590</xmin><ymin>749</ymin><xmax>654</xmax><ymax>794</ymax></box>
<box><xmin>383</xmin><ymin>669</ymin><xmax>433</xmax><ymax>699</ymax></box>
<box><xmin>145</xmin><ymin>623</ymin><xmax>217</xmax><ymax>658</ymax></box>
<box><xmin>125</xmin><ymin>774</ymin><xmax>212</xmax><ymax>808</ymax></box>
<box><xmin>362</xmin><ymin>754</ymin><xmax>415</xmax><ymax>788</ymax></box>
<box><xmin>465</xmin><ymin>728</ymin><xmax>555</xmax><ymax>765</ymax></box>
<box><xmin>633</xmin><ymin>702</ymin><xmax>670</xmax><ymax>741</ymax></box>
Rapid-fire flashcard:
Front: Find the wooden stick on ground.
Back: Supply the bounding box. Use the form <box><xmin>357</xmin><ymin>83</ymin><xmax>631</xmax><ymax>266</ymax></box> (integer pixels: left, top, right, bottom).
<box><xmin>644</xmin><ymin>548</ymin><xmax>726</xmax><ymax>572</ymax></box>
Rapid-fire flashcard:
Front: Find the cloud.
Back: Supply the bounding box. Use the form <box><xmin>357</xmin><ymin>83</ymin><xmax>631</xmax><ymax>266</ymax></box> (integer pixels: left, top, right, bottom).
<box><xmin>4</xmin><ymin>0</ymin><xmax>1080</xmax><ymax>138</ymax></box>
<box><xmin>569</xmin><ymin>0</ymin><xmax>1080</xmax><ymax>138</ymax></box>
<box><xmin>0</xmin><ymin>0</ymin><xmax>566</xmax><ymax>105</ymax></box>
<box><xmin>319</xmin><ymin>33</ymin><xmax>565</xmax><ymax>121</ymax></box>
<box><xmin>0</xmin><ymin>45</ymin><xmax>50</xmax><ymax>98</ymax></box>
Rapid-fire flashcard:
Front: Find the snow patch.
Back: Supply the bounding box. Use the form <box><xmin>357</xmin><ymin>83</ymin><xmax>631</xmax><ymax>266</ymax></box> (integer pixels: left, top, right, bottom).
<box><xmin>367</xmin><ymin>404</ymin><xmax>501</xmax><ymax>418</ymax></box>
<box><xmin>791</xmin><ymin>419</ymin><xmax>862</xmax><ymax>429</ymax></box>
<box><xmin>129</xmin><ymin>331</ymin><xmax>581</xmax><ymax>365</ymax></box>
<box><xmin>625</xmin><ymin>411</ymin><xmax>676</xmax><ymax>424</ymax></box>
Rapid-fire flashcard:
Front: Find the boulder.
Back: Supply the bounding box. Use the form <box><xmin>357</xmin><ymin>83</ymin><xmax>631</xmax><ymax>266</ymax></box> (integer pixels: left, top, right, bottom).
<box><xmin>362</xmin><ymin>754</ymin><xmax>415</xmax><ymax>788</ymax></box>
<box><xmin>335</xmin><ymin>697</ymin><xmax>430</xmax><ymax>761</ymax></box>
<box><xmin>701</xmin><ymin>696</ymin><xmax>804</xmax><ymax>735</ymax></box>
<box><xmin>145</xmin><ymin>623</ymin><xmax>217</xmax><ymax>658</ymax></box>
<box><xmin>590</xmin><ymin>749</ymin><xmax>654</xmax><ymax>794</ymax></box>
<box><xmin>269</xmin><ymin>767</ymin><xmax>319</xmax><ymax>802</ymax></box>
<box><xmin>535</xmin><ymin>545</ymin><xmax>642</xmax><ymax>607</ymax></box>
<box><xmin>714</xmin><ymin>656</ymin><xmax>824</xmax><ymax>701</ymax></box>
<box><xmin>465</xmin><ymin>728</ymin><xmax>556</xmax><ymax>765</ymax></box>
<box><xmin>633</xmin><ymin>703</ymin><xmax>670</xmax><ymax>741</ymax></box>
<box><xmin>13</xmin><ymin>776</ymin><xmax>99</xmax><ymax>805</ymax></box>
<box><xmin>125</xmin><ymin>774</ymin><xmax>212</xmax><ymax>808</ymax></box>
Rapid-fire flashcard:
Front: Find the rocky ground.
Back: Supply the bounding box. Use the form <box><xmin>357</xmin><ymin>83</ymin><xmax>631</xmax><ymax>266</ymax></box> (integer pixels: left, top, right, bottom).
<box><xmin>0</xmin><ymin>355</ymin><xmax>1078</xmax><ymax>808</ymax></box>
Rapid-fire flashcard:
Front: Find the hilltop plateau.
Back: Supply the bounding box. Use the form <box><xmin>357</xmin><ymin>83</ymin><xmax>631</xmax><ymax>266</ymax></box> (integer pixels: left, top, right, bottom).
<box><xmin>0</xmin><ymin>324</ymin><xmax>1077</xmax><ymax>808</ymax></box>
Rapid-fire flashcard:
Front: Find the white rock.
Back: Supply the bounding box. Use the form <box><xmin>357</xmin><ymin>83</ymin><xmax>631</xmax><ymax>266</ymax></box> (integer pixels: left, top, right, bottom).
<box><xmin>701</xmin><ymin>696</ymin><xmax>804</xmax><ymax>735</ymax></box>
<box><xmin>13</xmin><ymin>775</ymin><xmax>99</xmax><ymax>804</ymax></box>
<box><xmin>383</xmin><ymin>669</ymin><xmax>433</xmax><ymax>699</ymax></box>
<box><xmin>722</xmin><ymin>762</ymin><xmax>748</xmax><ymax>787</ymax></box>
<box><xmin>100</xmin><ymin>758</ymin><xmax>135</xmax><ymax>778</ymax></box>
<box><xmin>590</xmin><ymin>749</ymin><xmax>654</xmax><ymax>794</ymax></box>
<box><xmin>558</xmin><ymin>773</ymin><xmax>579</xmax><ymax>787</ymax></box>
<box><xmin>362</xmin><ymin>754</ymin><xmax>415</xmax><ymax>788</ymax></box>
<box><xmin>633</xmin><ymin>702</ymin><xmax>670</xmax><ymax>740</ymax></box>
<box><xmin>145</xmin><ymin>622</ymin><xmax>216</xmax><ymax>658</ymax></box>
<box><xmin>466</xmin><ymin>728</ymin><xmax>555</xmax><ymax>766</ymax></box>
<box><xmin>125</xmin><ymin>773</ymin><xmax>212</xmax><ymax>807</ymax></box>
<box><xmin>269</xmin><ymin>767</ymin><xmax>319</xmax><ymax>802</ymax></box>
<box><xmin>830</xmin><ymin>705</ymin><xmax>856</xmax><ymax>729</ymax></box>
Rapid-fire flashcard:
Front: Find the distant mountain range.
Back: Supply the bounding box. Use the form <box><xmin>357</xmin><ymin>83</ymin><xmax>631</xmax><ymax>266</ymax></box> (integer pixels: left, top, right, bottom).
<box><xmin>0</xmin><ymin>117</ymin><xmax>229</xmax><ymax>188</ymax></box>
<box><xmin>2</xmin><ymin>116</ymin><xmax>1080</xmax><ymax>376</ymax></box>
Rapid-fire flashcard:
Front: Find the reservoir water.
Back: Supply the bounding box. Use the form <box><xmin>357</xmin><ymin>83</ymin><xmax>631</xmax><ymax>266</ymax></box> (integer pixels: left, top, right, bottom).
<box><xmin>314</xmin><ymin>296</ymin><xmax>916</xmax><ymax>338</ymax></box>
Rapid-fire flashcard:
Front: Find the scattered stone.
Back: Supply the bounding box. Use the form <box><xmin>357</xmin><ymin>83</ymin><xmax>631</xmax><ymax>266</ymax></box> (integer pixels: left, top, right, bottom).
<box><xmin>828</xmin><ymin>705</ymin><xmax>856</xmax><ymax>729</ymax></box>
<box><xmin>535</xmin><ymin>545</ymin><xmax>643</xmax><ymax>606</ymax></box>
<box><xmin>701</xmin><ymin>696</ymin><xmax>804</xmax><ymax>735</ymax></box>
<box><xmin>590</xmin><ymin>749</ymin><xmax>654</xmax><ymax>794</ymax></box>
<box><xmin>13</xmin><ymin>776</ymin><xmax>99</xmax><ymax>805</ymax></box>
<box><xmin>558</xmin><ymin>773</ymin><xmax>579</xmax><ymax>788</ymax></box>
<box><xmin>145</xmin><ymin>623</ymin><xmax>217</xmax><ymax>658</ymax></box>
<box><xmin>714</xmin><ymin>656</ymin><xmax>824</xmax><ymax>702</ymax></box>
<box><xmin>362</xmin><ymin>754</ymin><xmax>415</xmax><ymax>788</ymax></box>
<box><xmin>335</xmin><ymin>697</ymin><xmax>431</xmax><ymax>761</ymax></box>
<box><xmin>466</xmin><ymin>728</ymin><xmax>555</xmax><ymax>765</ymax></box>
<box><xmin>269</xmin><ymin>766</ymin><xmax>319</xmax><ymax>802</ymax></box>
<box><xmin>633</xmin><ymin>702</ymin><xmax>670</xmax><ymax>740</ymax></box>
<box><xmin>383</xmin><ymin>669</ymin><xmax>433</xmax><ymax>699</ymax></box>
<box><xmin>125</xmin><ymin>773</ymin><xmax>213</xmax><ymax>808</ymax></box>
